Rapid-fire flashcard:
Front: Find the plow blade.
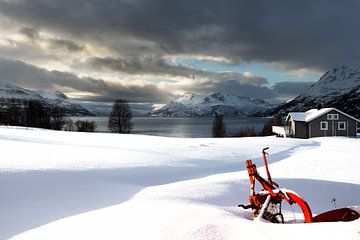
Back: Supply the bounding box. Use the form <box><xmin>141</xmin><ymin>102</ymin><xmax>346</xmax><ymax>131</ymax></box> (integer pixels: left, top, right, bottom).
<box><xmin>313</xmin><ymin>208</ymin><xmax>359</xmax><ymax>222</ymax></box>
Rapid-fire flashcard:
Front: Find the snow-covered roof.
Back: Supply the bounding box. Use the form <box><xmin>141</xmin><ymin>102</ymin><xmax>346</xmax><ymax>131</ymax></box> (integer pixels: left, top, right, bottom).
<box><xmin>286</xmin><ymin>108</ymin><xmax>360</xmax><ymax>123</ymax></box>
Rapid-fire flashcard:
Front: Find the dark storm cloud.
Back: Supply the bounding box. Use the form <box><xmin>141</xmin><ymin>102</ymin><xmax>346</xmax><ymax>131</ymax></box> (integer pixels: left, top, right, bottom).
<box><xmin>186</xmin><ymin>80</ymin><xmax>277</xmax><ymax>101</ymax></box>
<box><xmin>19</xmin><ymin>27</ymin><xmax>39</xmax><ymax>40</ymax></box>
<box><xmin>183</xmin><ymin>80</ymin><xmax>315</xmax><ymax>102</ymax></box>
<box><xmin>18</xmin><ymin>27</ymin><xmax>84</xmax><ymax>52</ymax></box>
<box><xmin>47</xmin><ymin>38</ymin><xmax>84</xmax><ymax>52</ymax></box>
<box><xmin>0</xmin><ymin>58</ymin><xmax>174</xmax><ymax>103</ymax></box>
<box><xmin>1</xmin><ymin>0</ymin><xmax>360</xmax><ymax>70</ymax></box>
<box><xmin>272</xmin><ymin>81</ymin><xmax>315</xmax><ymax>97</ymax></box>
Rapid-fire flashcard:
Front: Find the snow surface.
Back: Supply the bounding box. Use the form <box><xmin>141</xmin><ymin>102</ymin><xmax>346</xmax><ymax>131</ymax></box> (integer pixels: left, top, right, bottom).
<box><xmin>287</xmin><ymin>108</ymin><xmax>337</xmax><ymax>122</ymax></box>
<box><xmin>287</xmin><ymin>108</ymin><xmax>360</xmax><ymax>123</ymax></box>
<box><xmin>0</xmin><ymin>127</ymin><xmax>359</xmax><ymax>239</ymax></box>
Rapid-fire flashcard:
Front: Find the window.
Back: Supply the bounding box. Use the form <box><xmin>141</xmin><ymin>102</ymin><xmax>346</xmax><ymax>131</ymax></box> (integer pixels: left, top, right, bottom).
<box><xmin>327</xmin><ymin>114</ymin><xmax>339</xmax><ymax>120</ymax></box>
<box><xmin>338</xmin><ymin>122</ymin><xmax>346</xmax><ymax>130</ymax></box>
<box><xmin>320</xmin><ymin>121</ymin><xmax>328</xmax><ymax>130</ymax></box>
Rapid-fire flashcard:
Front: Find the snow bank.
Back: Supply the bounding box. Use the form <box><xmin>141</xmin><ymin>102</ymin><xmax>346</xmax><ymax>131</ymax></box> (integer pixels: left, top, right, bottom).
<box><xmin>0</xmin><ymin>127</ymin><xmax>359</xmax><ymax>240</ymax></box>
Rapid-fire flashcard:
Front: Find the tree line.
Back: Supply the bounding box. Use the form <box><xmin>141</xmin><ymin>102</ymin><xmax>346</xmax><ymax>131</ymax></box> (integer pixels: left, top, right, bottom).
<box><xmin>212</xmin><ymin>113</ymin><xmax>283</xmax><ymax>138</ymax></box>
<box><xmin>0</xmin><ymin>99</ymin><xmax>67</xmax><ymax>130</ymax></box>
<box><xmin>1</xmin><ymin>98</ymin><xmax>281</xmax><ymax>137</ymax></box>
<box><xmin>0</xmin><ymin>98</ymin><xmax>133</xmax><ymax>133</ymax></box>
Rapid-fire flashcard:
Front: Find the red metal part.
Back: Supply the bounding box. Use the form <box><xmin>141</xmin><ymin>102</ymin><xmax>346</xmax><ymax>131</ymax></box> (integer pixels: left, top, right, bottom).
<box><xmin>286</xmin><ymin>191</ymin><xmax>313</xmax><ymax>223</ymax></box>
<box><xmin>262</xmin><ymin>147</ymin><xmax>273</xmax><ymax>185</ymax></box>
<box><xmin>313</xmin><ymin>208</ymin><xmax>360</xmax><ymax>222</ymax></box>
<box><xmin>240</xmin><ymin>148</ymin><xmax>313</xmax><ymax>223</ymax></box>
<box><xmin>239</xmin><ymin>148</ymin><xmax>359</xmax><ymax>223</ymax></box>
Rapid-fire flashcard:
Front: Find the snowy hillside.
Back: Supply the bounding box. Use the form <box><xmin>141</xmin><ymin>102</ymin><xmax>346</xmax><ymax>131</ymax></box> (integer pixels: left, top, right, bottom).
<box><xmin>0</xmin><ymin>82</ymin><xmax>44</xmax><ymax>101</ymax></box>
<box><xmin>306</xmin><ymin>65</ymin><xmax>360</xmax><ymax>97</ymax></box>
<box><xmin>261</xmin><ymin>65</ymin><xmax>360</xmax><ymax>118</ymax></box>
<box><xmin>0</xmin><ymin>82</ymin><xmax>94</xmax><ymax>116</ymax></box>
<box><xmin>0</xmin><ymin>127</ymin><xmax>359</xmax><ymax>240</ymax></box>
<box><xmin>150</xmin><ymin>93</ymin><xmax>272</xmax><ymax>117</ymax></box>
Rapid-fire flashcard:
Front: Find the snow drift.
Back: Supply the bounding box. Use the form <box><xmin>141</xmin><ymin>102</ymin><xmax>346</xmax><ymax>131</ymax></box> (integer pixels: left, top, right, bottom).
<box><xmin>0</xmin><ymin>127</ymin><xmax>359</xmax><ymax>240</ymax></box>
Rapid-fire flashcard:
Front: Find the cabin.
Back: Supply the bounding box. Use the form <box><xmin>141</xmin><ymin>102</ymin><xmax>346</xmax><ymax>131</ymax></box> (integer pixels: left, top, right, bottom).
<box><xmin>273</xmin><ymin>108</ymin><xmax>360</xmax><ymax>138</ymax></box>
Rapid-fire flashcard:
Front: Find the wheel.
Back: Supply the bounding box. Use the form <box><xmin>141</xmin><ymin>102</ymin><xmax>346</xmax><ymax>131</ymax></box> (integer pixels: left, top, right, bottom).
<box><xmin>279</xmin><ymin>190</ymin><xmax>313</xmax><ymax>223</ymax></box>
<box><xmin>270</xmin><ymin>213</ymin><xmax>284</xmax><ymax>223</ymax></box>
<box><xmin>262</xmin><ymin>201</ymin><xmax>284</xmax><ymax>224</ymax></box>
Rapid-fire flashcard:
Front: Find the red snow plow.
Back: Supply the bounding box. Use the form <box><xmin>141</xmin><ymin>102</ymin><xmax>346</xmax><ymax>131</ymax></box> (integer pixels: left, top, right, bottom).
<box><xmin>238</xmin><ymin>147</ymin><xmax>359</xmax><ymax>223</ymax></box>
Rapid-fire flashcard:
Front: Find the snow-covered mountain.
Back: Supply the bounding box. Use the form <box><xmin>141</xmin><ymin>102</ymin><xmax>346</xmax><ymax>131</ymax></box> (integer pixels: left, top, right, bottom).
<box><xmin>0</xmin><ymin>82</ymin><xmax>44</xmax><ymax>101</ymax></box>
<box><xmin>150</xmin><ymin>92</ymin><xmax>272</xmax><ymax>117</ymax></box>
<box><xmin>0</xmin><ymin>82</ymin><xmax>94</xmax><ymax>116</ymax></box>
<box><xmin>260</xmin><ymin>65</ymin><xmax>360</xmax><ymax>118</ymax></box>
<box><xmin>307</xmin><ymin>65</ymin><xmax>360</xmax><ymax>97</ymax></box>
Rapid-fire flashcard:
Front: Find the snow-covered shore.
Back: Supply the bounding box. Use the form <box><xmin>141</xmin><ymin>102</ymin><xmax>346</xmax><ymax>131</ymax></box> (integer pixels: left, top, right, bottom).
<box><xmin>0</xmin><ymin>127</ymin><xmax>359</xmax><ymax>239</ymax></box>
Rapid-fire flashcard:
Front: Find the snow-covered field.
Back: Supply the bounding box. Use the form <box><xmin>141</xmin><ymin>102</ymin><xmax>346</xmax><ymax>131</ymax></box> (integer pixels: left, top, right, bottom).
<box><xmin>0</xmin><ymin>127</ymin><xmax>359</xmax><ymax>240</ymax></box>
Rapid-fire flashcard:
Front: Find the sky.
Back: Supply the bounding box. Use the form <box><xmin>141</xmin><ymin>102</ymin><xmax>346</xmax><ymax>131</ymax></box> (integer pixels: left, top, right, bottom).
<box><xmin>0</xmin><ymin>0</ymin><xmax>359</xmax><ymax>104</ymax></box>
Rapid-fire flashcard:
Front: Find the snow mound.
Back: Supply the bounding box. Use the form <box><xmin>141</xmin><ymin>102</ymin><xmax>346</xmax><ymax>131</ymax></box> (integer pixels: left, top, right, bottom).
<box><xmin>0</xmin><ymin>127</ymin><xmax>359</xmax><ymax>240</ymax></box>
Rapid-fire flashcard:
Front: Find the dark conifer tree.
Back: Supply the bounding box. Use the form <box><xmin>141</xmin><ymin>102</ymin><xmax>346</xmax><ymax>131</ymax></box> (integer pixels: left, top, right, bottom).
<box><xmin>26</xmin><ymin>100</ymin><xmax>51</xmax><ymax>128</ymax></box>
<box><xmin>50</xmin><ymin>106</ymin><xmax>66</xmax><ymax>130</ymax></box>
<box><xmin>108</xmin><ymin>99</ymin><xmax>132</xmax><ymax>133</ymax></box>
<box><xmin>212</xmin><ymin>113</ymin><xmax>226</xmax><ymax>137</ymax></box>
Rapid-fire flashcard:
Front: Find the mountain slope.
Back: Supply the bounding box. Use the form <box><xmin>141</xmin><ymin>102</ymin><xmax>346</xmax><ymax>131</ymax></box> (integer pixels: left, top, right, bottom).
<box><xmin>150</xmin><ymin>93</ymin><xmax>272</xmax><ymax>117</ymax></box>
<box><xmin>260</xmin><ymin>65</ymin><xmax>360</xmax><ymax>118</ymax></box>
<box><xmin>0</xmin><ymin>82</ymin><xmax>94</xmax><ymax>116</ymax></box>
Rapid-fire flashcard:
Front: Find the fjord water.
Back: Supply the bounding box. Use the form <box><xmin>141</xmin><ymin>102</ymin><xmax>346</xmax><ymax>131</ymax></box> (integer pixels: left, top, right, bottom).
<box><xmin>71</xmin><ymin>117</ymin><xmax>271</xmax><ymax>138</ymax></box>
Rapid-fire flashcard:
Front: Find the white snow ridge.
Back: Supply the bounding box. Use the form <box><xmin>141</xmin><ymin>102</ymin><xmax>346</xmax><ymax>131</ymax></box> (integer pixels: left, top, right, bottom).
<box><xmin>0</xmin><ymin>127</ymin><xmax>359</xmax><ymax>240</ymax></box>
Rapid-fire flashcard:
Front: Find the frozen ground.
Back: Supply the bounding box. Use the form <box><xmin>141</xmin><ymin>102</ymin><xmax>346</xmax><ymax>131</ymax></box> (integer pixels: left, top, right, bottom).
<box><xmin>0</xmin><ymin>127</ymin><xmax>359</xmax><ymax>239</ymax></box>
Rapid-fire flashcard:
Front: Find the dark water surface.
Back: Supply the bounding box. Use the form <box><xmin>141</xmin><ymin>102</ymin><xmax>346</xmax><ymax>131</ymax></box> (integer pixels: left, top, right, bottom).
<box><xmin>70</xmin><ymin>117</ymin><xmax>271</xmax><ymax>138</ymax></box>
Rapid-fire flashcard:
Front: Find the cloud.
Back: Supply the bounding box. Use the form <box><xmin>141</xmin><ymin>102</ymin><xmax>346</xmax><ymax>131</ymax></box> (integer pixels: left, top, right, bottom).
<box><xmin>272</xmin><ymin>81</ymin><xmax>315</xmax><ymax>97</ymax></box>
<box><xmin>46</xmin><ymin>38</ymin><xmax>84</xmax><ymax>52</ymax></box>
<box><xmin>1</xmin><ymin>0</ymin><xmax>359</xmax><ymax>71</ymax></box>
<box><xmin>0</xmin><ymin>58</ymin><xmax>174</xmax><ymax>103</ymax></box>
<box><xmin>17</xmin><ymin>27</ymin><xmax>84</xmax><ymax>52</ymax></box>
<box><xmin>0</xmin><ymin>58</ymin><xmax>311</xmax><ymax>104</ymax></box>
<box><xmin>176</xmin><ymin>80</ymin><xmax>315</xmax><ymax>103</ymax></box>
<box><xmin>86</xmin><ymin>56</ymin><xmax>268</xmax><ymax>86</ymax></box>
<box><xmin>2</xmin><ymin>1</ymin><xmax>347</xmax><ymax>104</ymax></box>
<box><xmin>19</xmin><ymin>27</ymin><xmax>39</xmax><ymax>41</ymax></box>
<box><xmin>181</xmin><ymin>80</ymin><xmax>277</xmax><ymax>101</ymax></box>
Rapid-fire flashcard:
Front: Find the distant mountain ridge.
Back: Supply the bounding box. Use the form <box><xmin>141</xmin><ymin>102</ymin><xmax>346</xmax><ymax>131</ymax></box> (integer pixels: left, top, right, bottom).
<box><xmin>0</xmin><ymin>82</ymin><xmax>94</xmax><ymax>116</ymax></box>
<box><xmin>259</xmin><ymin>65</ymin><xmax>360</xmax><ymax>118</ymax></box>
<box><xmin>150</xmin><ymin>92</ymin><xmax>272</xmax><ymax>117</ymax></box>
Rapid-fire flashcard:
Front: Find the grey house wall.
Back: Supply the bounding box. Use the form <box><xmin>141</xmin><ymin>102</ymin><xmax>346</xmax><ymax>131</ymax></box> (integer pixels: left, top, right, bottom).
<box><xmin>295</xmin><ymin>121</ymin><xmax>308</xmax><ymax>138</ymax></box>
<box><xmin>308</xmin><ymin>110</ymin><xmax>357</xmax><ymax>138</ymax></box>
<box><xmin>287</xmin><ymin>117</ymin><xmax>308</xmax><ymax>139</ymax></box>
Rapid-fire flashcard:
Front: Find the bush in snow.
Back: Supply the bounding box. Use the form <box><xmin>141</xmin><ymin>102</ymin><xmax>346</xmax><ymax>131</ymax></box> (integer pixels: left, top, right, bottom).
<box><xmin>74</xmin><ymin>120</ymin><xmax>97</xmax><ymax>132</ymax></box>
<box><xmin>233</xmin><ymin>127</ymin><xmax>257</xmax><ymax>137</ymax></box>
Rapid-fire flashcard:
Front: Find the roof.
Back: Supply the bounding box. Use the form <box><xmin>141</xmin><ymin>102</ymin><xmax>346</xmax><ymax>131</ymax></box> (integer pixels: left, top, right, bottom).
<box><xmin>286</xmin><ymin>108</ymin><xmax>360</xmax><ymax>123</ymax></box>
